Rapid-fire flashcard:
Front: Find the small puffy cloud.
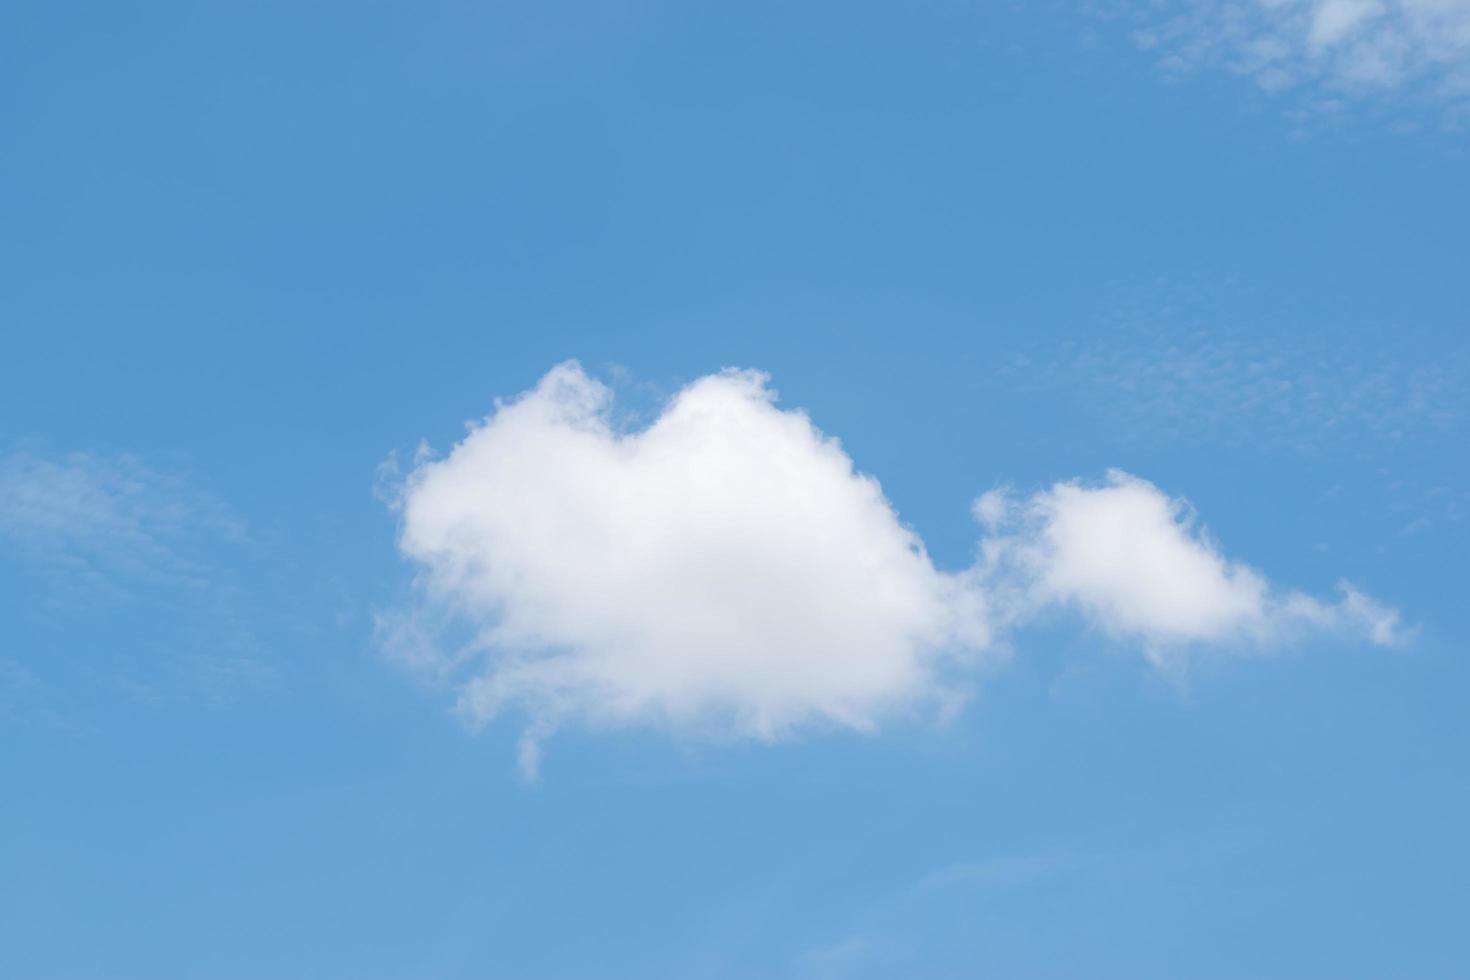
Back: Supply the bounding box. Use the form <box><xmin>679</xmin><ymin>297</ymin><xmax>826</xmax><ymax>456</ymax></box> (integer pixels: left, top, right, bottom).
<box><xmin>979</xmin><ymin>470</ymin><xmax>1406</xmax><ymax>658</ymax></box>
<box><xmin>386</xmin><ymin>365</ymin><xmax>1405</xmax><ymax>772</ymax></box>
<box><xmin>389</xmin><ymin>363</ymin><xmax>989</xmax><ymax>773</ymax></box>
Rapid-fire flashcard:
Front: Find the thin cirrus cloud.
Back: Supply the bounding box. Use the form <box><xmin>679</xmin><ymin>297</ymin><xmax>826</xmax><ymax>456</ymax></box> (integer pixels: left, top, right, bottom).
<box><xmin>1123</xmin><ymin>0</ymin><xmax>1470</xmax><ymax>111</ymax></box>
<box><xmin>383</xmin><ymin>363</ymin><xmax>1403</xmax><ymax>775</ymax></box>
<box><xmin>0</xmin><ymin>449</ymin><xmax>242</xmax><ymax>597</ymax></box>
<box><xmin>0</xmin><ymin>448</ymin><xmax>269</xmax><ymax>724</ymax></box>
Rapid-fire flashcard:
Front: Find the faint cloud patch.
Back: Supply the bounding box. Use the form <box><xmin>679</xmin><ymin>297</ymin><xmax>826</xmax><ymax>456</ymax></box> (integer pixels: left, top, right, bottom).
<box><xmin>791</xmin><ymin>823</ymin><xmax>1268</xmax><ymax>979</ymax></box>
<box><xmin>0</xmin><ymin>447</ymin><xmax>275</xmax><ymax>725</ymax></box>
<box><xmin>0</xmin><ymin>449</ymin><xmax>244</xmax><ymax>599</ymax></box>
<box><xmin>999</xmin><ymin>287</ymin><xmax>1467</xmax><ymax>454</ymax></box>
<box><xmin>791</xmin><ymin>850</ymin><xmax>1105</xmax><ymax>979</ymax></box>
<box><xmin>1096</xmin><ymin>0</ymin><xmax>1470</xmax><ymax>120</ymax></box>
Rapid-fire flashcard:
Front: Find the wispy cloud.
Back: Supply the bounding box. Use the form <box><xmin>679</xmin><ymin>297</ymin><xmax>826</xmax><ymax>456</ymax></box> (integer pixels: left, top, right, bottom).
<box><xmin>790</xmin><ymin>825</ymin><xmax>1265</xmax><ymax>979</ymax></box>
<box><xmin>0</xmin><ymin>448</ymin><xmax>273</xmax><ymax>722</ymax></box>
<box><xmin>383</xmin><ymin>363</ymin><xmax>1403</xmax><ymax>774</ymax></box>
<box><xmin>793</xmin><ymin>851</ymin><xmax>1101</xmax><ymax>979</ymax></box>
<box><xmin>999</xmin><ymin>290</ymin><xmax>1468</xmax><ymax>454</ymax></box>
<box><xmin>1108</xmin><ymin>0</ymin><xmax>1470</xmax><ymax>117</ymax></box>
<box><xmin>0</xmin><ymin>449</ymin><xmax>243</xmax><ymax>598</ymax></box>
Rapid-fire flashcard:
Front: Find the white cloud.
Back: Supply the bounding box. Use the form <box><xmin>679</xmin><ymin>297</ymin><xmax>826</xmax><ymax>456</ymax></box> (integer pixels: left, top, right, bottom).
<box><xmin>388</xmin><ymin>363</ymin><xmax>989</xmax><ymax>775</ymax></box>
<box><xmin>386</xmin><ymin>364</ymin><xmax>1404</xmax><ymax>773</ymax></box>
<box><xmin>1122</xmin><ymin>0</ymin><xmax>1470</xmax><ymax>112</ymax></box>
<box><xmin>978</xmin><ymin>470</ymin><xmax>1406</xmax><ymax>662</ymax></box>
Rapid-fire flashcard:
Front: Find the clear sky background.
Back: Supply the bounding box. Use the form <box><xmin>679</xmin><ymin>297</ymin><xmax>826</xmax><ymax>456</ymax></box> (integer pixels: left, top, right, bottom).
<box><xmin>2</xmin><ymin>2</ymin><xmax>1468</xmax><ymax>977</ymax></box>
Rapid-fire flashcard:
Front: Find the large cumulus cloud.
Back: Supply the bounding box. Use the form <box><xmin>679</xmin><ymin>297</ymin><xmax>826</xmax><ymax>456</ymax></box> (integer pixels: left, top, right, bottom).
<box><xmin>387</xmin><ymin>364</ymin><xmax>989</xmax><ymax>773</ymax></box>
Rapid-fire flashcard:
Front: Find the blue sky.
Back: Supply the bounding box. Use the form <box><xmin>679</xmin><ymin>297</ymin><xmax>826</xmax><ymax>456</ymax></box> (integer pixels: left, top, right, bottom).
<box><xmin>3</xmin><ymin>1</ymin><xmax>1468</xmax><ymax>977</ymax></box>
